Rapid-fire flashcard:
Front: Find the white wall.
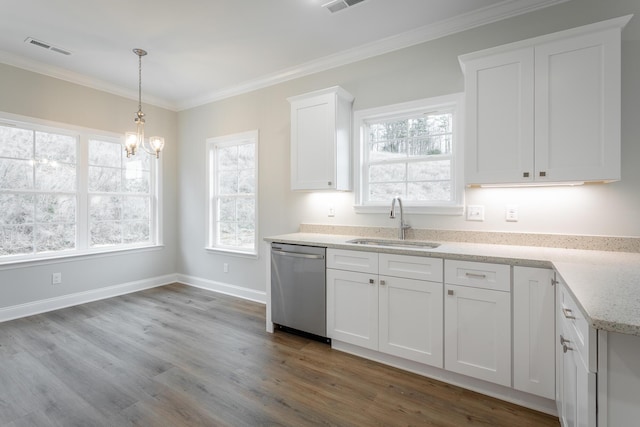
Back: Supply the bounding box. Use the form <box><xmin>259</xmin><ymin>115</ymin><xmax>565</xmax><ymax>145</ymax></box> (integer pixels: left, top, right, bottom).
<box><xmin>177</xmin><ymin>0</ymin><xmax>640</xmax><ymax>294</ymax></box>
<box><xmin>0</xmin><ymin>64</ymin><xmax>179</xmax><ymax>310</ymax></box>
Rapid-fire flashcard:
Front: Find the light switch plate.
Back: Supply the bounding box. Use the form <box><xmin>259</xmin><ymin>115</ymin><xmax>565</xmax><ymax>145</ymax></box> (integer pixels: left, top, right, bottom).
<box><xmin>466</xmin><ymin>205</ymin><xmax>485</xmax><ymax>221</ymax></box>
<box><xmin>506</xmin><ymin>205</ymin><xmax>519</xmax><ymax>222</ymax></box>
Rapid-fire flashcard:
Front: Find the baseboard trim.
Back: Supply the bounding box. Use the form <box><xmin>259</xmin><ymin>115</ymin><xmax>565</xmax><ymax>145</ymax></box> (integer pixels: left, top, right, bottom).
<box><xmin>176</xmin><ymin>274</ymin><xmax>266</xmax><ymax>304</ymax></box>
<box><xmin>0</xmin><ymin>274</ymin><xmax>178</xmax><ymax>322</ymax></box>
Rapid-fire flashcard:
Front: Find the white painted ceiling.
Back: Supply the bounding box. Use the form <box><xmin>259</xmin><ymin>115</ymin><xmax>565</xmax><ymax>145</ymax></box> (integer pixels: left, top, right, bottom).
<box><xmin>0</xmin><ymin>0</ymin><xmax>564</xmax><ymax>110</ymax></box>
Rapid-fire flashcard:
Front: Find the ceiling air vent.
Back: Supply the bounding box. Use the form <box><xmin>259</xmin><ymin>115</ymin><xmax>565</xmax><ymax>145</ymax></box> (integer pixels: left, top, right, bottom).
<box><xmin>322</xmin><ymin>0</ymin><xmax>367</xmax><ymax>13</ymax></box>
<box><xmin>24</xmin><ymin>37</ymin><xmax>72</xmax><ymax>56</ymax></box>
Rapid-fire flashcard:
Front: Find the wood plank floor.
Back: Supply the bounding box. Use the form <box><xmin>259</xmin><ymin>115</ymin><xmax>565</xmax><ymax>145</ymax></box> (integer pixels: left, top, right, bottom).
<box><xmin>0</xmin><ymin>284</ymin><xmax>560</xmax><ymax>426</ymax></box>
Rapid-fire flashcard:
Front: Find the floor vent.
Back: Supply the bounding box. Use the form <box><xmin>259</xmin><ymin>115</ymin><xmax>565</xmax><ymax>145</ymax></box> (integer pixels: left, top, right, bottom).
<box><xmin>24</xmin><ymin>37</ymin><xmax>72</xmax><ymax>56</ymax></box>
<box><xmin>322</xmin><ymin>0</ymin><xmax>367</xmax><ymax>13</ymax></box>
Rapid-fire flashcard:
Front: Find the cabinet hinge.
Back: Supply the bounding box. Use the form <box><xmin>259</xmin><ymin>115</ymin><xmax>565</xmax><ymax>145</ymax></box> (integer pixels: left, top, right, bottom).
<box><xmin>551</xmin><ymin>278</ymin><xmax>558</xmax><ymax>286</ymax></box>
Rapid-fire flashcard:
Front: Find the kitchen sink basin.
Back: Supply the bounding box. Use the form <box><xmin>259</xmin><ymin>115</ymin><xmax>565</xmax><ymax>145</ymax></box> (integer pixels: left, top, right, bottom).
<box><xmin>346</xmin><ymin>238</ymin><xmax>440</xmax><ymax>249</ymax></box>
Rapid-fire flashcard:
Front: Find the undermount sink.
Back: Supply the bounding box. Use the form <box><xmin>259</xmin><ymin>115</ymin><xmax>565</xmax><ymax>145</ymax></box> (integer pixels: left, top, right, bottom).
<box><xmin>346</xmin><ymin>238</ymin><xmax>440</xmax><ymax>249</ymax></box>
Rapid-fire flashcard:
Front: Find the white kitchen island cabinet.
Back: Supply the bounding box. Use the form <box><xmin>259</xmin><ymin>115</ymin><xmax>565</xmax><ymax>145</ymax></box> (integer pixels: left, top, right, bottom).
<box><xmin>288</xmin><ymin>86</ymin><xmax>354</xmax><ymax>191</ymax></box>
<box><xmin>444</xmin><ymin>260</ymin><xmax>511</xmax><ymax>387</ymax></box>
<box><xmin>327</xmin><ymin>249</ymin><xmax>444</xmax><ymax>367</ymax></box>
<box><xmin>513</xmin><ymin>267</ymin><xmax>556</xmax><ymax>399</ymax></box>
<box><xmin>460</xmin><ymin>15</ymin><xmax>630</xmax><ymax>186</ymax></box>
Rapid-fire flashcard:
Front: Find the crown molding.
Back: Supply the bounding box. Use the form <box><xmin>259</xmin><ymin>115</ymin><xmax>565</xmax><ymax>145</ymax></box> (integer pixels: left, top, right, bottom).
<box><xmin>177</xmin><ymin>0</ymin><xmax>570</xmax><ymax>110</ymax></box>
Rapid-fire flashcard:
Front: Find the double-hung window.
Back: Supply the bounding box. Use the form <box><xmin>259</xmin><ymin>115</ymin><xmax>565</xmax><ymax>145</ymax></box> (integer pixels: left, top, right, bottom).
<box><xmin>206</xmin><ymin>130</ymin><xmax>258</xmax><ymax>256</ymax></box>
<box><xmin>354</xmin><ymin>94</ymin><xmax>464</xmax><ymax>214</ymax></box>
<box><xmin>0</xmin><ymin>114</ymin><xmax>160</xmax><ymax>263</ymax></box>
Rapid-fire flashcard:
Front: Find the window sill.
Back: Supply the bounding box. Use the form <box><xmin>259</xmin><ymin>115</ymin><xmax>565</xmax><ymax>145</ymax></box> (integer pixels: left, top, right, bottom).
<box><xmin>353</xmin><ymin>204</ymin><xmax>464</xmax><ymax>216</ymax></box>
<box><xmin>0</xmin><ymin>244</ymin><xmax>165</xmax><ymax>270</ymax></box>
<box><xmin>205</xmin><ymin>247</ymin><xmax>259</xmax><ymax>259</ymax></box>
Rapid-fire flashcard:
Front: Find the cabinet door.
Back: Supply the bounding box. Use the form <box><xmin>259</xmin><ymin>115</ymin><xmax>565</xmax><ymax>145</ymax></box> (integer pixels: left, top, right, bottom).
<box><xmin>444</xmin><ymin>284</ymin><xmax>511</xmax><ymax>386</ymax></box>
<box><xmin>513</xmin><ymin>267</ymin><xmax>555</xmax><ymax>399</ymax></box>
<box><xmin>534</xmin><ymin>29</ymin><xmax>621</xmax><ymax>182</ymax></box>
<box><xmin>290</xmin><ymin>93</ymin><xmax>336</xmax><ymax>190</ymax></box>
<box><xmin>463</xmin><ymin>48</ymin><xmax>534</xmax><ymax>185</ymax></box>
<box><xmin>378</xmin><ymin>275</ymin><xmax>443</xmax><ymax>367</ymax></box>
<box><xmin>560</xmin><ymin>327</ymin><xmax>596</xmax><ymax>427</ymax></box>
<box><xmin>326</xmin><ymin>269</ymin><xmax>378</xmax><ymax>350</ymax></box>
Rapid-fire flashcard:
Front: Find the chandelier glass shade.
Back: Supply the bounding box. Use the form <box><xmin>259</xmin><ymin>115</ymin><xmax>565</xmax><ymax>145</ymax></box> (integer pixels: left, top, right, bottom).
<box><xmin>125</xmin><ymin>48</ymin><xmax>164</xmax><ymax>159</ymax></box>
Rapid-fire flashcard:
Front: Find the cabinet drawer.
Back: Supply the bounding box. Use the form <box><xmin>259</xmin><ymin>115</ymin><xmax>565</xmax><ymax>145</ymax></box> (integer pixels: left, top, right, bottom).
<box><xmin>558</xmin><ymin>279</ymin><xmax>597</xmax><ymax>372</ymax></box>
<box><xmin>327</xmin><ymin>249</ymin><xmax>378</xmax><ymax>274</ymax></box>
<box><xmin>379</xmin><ymin>254</ymin><xmax>443</xmax><ymax>282</ymax></box>
<box><xmin>444</xmin><ymin>260</ymin><xmax>510</xmax><ymax>292</ymax></box>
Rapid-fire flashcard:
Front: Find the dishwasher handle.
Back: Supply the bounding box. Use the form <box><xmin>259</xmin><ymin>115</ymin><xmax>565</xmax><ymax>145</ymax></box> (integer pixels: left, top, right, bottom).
<box><xmin>272</xmin><ymin>249</ymin><xmax>325</xmax><ymax>260</ymax></box>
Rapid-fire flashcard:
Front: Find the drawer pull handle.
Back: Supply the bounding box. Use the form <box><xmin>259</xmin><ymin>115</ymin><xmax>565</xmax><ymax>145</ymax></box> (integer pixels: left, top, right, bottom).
<box><xmin>380</xmin><ymin>280</ymin><xmax>386</xmax><ymax>286</ymax></box>
<box><xmin>369</xmin><ymin>279</ymin><xmax>375</xmax><ymax>284</ymax></box>
<box><xmin>563</xmin><ymin>344</ymin><xmax>574</xmax><ymax>353</ymax></box>
<box><xmin>560</xmin><ymin>335</ymin><xmax>570</xmax><ymax>345</ymax></box>
<box><xmin>447</xmin><ymin>289</ymin><xmax>454</xmax><ymax>296</ymax></box>
<box><xmin>465</xmin><ymin>272</ymin><xmax>487</xmax><ymax>279</ymax></box>
<box><xmin>562</xmin><ymin>308</ymin><xmax>576</xmax><ymax>320</ymax></box>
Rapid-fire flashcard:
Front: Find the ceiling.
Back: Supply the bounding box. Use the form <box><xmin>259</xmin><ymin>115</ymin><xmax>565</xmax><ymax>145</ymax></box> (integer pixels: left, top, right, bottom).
<box><xmin>0</xmin><ymin>0</ymin><xmax>566</xmax><ymax>111</ymax></box>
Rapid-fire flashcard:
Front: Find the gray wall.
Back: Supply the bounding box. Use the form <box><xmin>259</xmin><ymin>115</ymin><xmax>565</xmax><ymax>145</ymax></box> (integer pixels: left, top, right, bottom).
<box><xmin>0</xmin><ymin>64</ymin><xmax>179</xmax><ymax>309</ymax></box>
<box><xmin>177</xmin><ymin>0</ymin><xmax>640</xmax><ymax>294</ymax></box>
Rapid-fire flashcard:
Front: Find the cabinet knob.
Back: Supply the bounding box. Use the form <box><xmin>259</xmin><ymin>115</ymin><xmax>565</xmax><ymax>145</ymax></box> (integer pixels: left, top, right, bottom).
<box><xmin>563</xmin><ymin>344</ymin><xmax>574</xmax><ymax>353</ymax></box>
<box><xmin>447</xmin><ymin>289</ymin><xmax>454</xmax><ymax>296</ymax></box>
<box><xmin>369</xmin><ymin>278</ymin><xmax>375</xmax><ymax>284</ymax></box>
<box><xmin>379</xmin><ymin>280</ymin><xmax>386</xmax><ymax>286</ymax></box>
<box><xmin>523</xmin><ymin>172</ymin><xmax>530</xmax><ymax>178</ymax></box>
<box><xmin>539</xmin><ymin>171</ymin><xmax>547</xmax><ymax>177</ymax></box>
<box><xmin>562</xmin><ymin>308</ymin><xmax>576</xmax><ymax>320</ymax></box>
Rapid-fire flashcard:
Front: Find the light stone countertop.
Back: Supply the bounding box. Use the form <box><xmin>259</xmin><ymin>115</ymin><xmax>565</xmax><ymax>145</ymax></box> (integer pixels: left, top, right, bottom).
<box><xmin>265</xmin><ymin>232</ymin><xmax>640</xmax><ymax>337</ymax></box>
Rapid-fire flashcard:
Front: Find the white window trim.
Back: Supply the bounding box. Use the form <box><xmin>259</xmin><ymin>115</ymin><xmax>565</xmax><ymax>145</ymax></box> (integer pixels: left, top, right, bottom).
<box><xmin>352</xmin><ymin>93</ymin><xmax>465</xmax><ymax>215</ymax></box>
<box><xmin>0</xmin><ymin>111</ymin><xmax>163</xmax><ymax>265</ymax></box>
<box><xmin>205</xmin><ymin>130</ymin><xmax>259</xmax><ymax>257</ymax></box>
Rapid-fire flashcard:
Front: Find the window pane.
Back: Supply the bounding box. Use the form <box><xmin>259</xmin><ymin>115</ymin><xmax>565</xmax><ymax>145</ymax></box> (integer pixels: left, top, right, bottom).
<box><xmin>238</xmin><ymin>222</ymin><xmax>254</xmax><ymax>248</ymax></box>
<box><xmin>0</xmin><ymin>194</ymin><xmax>34</xmax><ymax>225</ymax></box>
<box><xmin>0</xmin><ymin>159</ymin><xmax>33</xmax><ymax>190</ymax></box>
<box><xmin>124</xmin><ymin>155</ymin><xmax>150</xmax><ymax>172</ymax></box>
<box><xmin>123</xmin><ymin>221</ymin><xmax>150</xmax><ymax>244</ymax></box>
<box><xmin>237</xmin><ymin>198</ymin><xmax>255</xmax><ymax>223</ymax></box>
<box><xmin>369</xmin><ymin>140</ymin><xmax>406</xmax><ymax>161</ymax></box>
<box><xmin>89</xmin><ymin>166</ymin><xmax>121</xmax><ymax>192</ymax></box>
<box><xmin>36</xmin><ymin>132</ymin><xmax>76</xmax><ymax>163</ymax></box>
<box><xmin>90</xmin><ymin>221</ymin><xmax>122</xmax><ymax>246</ymax></box>
<box><xmin>427</xmin><ymin>113</ymin><xmax>452</xmax><ymax>134</ymax></box>
<box><xmin>0</xmin><ymin>225</ymin><xmax>34</xmax><ymax>255</ymax></box>
<box><xmin>369</xmin><ymin>163</ymin><xmax>406</xmax><ymax>183</ymax></box>
<box><xmin>90</xmin><ymin>196</ymin><xmax>121</xmax><ymax>221</ymax></box>
<box><xmin>36</xmin><ymin>223</ymin><xmax>75</xmax><ymax>252</ymax></box>
<box><xmin>408</xmin><ymin>135</ymin><xmax>452</xmax><ymax>157</ymax></box>
<box><xmin>89</xmin><ymin>139</ymin><xmax>122</xmax><ymax>167</ymax></box>
<box><xmin>408</xmin><ymin>160</ymin><xmax>451</xmax><ymax>181</ymax></box>
<box><xmin>407</xmin><ymin>181</ymin><xmax>452</xmax><ymax>202</ymax></box>
<box><xmin>368</xmin><ymin>183</ymin><xmax>404</xmax><ymax>202</ymax></box>
<box><xmin>0</xmin><ymin>126</ymin><xmax>33</xmax><ymax>159</ymax></box>
<box><xmin>123</xmin><ymin>168</ymin><xmax>150</xmax><ymax>193</ymax></box>
<box><xmin>35</xmin><ymin>161</ymin><xmax>76</xmax><ymax>191</ymax></box>
<box><xmin>219</xmin><ymin>198</ymin><xmax>236</xmax><ymax>222</ymax></box>
<box><xmin>218</xmin><ymin>171</ymin><xmax>238</xmax><ymax>195</ymax></box>
<box><xmin>122</xmin><ymin>196</ymin><xmax>149</xmax><ymax>220</ymax></box>
<box><xmin>217</xmin><ymin>146</ymin><xmax>238</xmax><ymax>170</ymax></box>
<box><xmin>238</xmin><ymin>144</ymin><xmax>255</xmax><ymax>169</ymax></box>
<box><xmin>36</xmin><ymin>195</ymin><xmax>76</xmax><ymax>223</ymax></box>
<box><xmin>218</xmin><ymin>221</ymin><xmax>236</xmax><ymax>246</ymax></box>
<box><xmin>238</xmin><ymin>170</ymin><xmax>255</xmax><ymax>194</ymax></box>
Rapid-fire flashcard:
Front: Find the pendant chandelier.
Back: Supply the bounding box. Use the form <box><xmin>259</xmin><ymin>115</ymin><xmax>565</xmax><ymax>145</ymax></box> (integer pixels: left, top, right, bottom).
<box><xmin>124</xmin><ymin>48</ymin><xmax>164</xmax><ymax>159</ymax></box>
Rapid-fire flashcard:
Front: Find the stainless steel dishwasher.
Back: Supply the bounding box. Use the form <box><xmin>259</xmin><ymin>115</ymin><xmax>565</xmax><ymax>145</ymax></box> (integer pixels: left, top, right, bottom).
<box><xmin>271</xmin><ymin>243</ymin><xmax>328</xmax><ymax>341</ymax></box>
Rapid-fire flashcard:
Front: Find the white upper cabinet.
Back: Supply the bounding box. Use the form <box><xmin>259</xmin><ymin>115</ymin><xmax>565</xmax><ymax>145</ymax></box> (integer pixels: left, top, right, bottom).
<box><xmin>460</xmin><ymin>15</ymin><xmax>631</xmax><ymax>186</ymax></box>
<box><xmin>288</xmin><ymin>86</ymin><xmax>354</xmax><ymax>191</ymax></box>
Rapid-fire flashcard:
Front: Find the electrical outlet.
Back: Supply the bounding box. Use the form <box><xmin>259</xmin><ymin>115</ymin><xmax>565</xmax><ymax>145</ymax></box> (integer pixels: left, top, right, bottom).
<box><xmin>223</xmin><ymin>263</ymin><xmax>229</xmax><ymax>273</ymax></box>
<box><xmin>506</xmin><ymin>205</ymin><xmax>519</xmax><ymax>222</ymax></box>
<box><xmin>466</xmin><ymin>205</ymin><xmax>485</xmax><ymax>221</ymax></box>
<box><xmin>328</xmin><ymin>205</ymin><xmax>335</xmax><ymax>217</ymax></box>
<box><xmin>52</xmin><ymin>272</ymin><xmax>62</xmax><ymax>285</ymax></box>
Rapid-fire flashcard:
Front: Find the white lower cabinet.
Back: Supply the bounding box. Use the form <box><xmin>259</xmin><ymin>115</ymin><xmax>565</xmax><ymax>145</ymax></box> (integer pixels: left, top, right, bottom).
<box><xmin>327</xmin><ymin>249</ymin><xmax>443</xmax><ymax>367</ymax></box>
<box><xmin>556</xmin><ymin>278</ymin><xmax>597</xmax><ymax>427</ymax></box>
<box><xmin>444</xmin><ymin>260</ymin><xmax>511</xmax><ymax>387</ymax></box>
<box><xmin>513</xmin><ymin>267</ymin><xmax>556</xmax><ymax>399</ymax></box>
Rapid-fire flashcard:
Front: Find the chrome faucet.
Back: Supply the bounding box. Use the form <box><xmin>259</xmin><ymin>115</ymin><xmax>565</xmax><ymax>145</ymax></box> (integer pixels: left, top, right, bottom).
<box><xmin>390</xmin><ymin>197</ymin><xmax>410</xmax><ymax>240</ymax></box>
